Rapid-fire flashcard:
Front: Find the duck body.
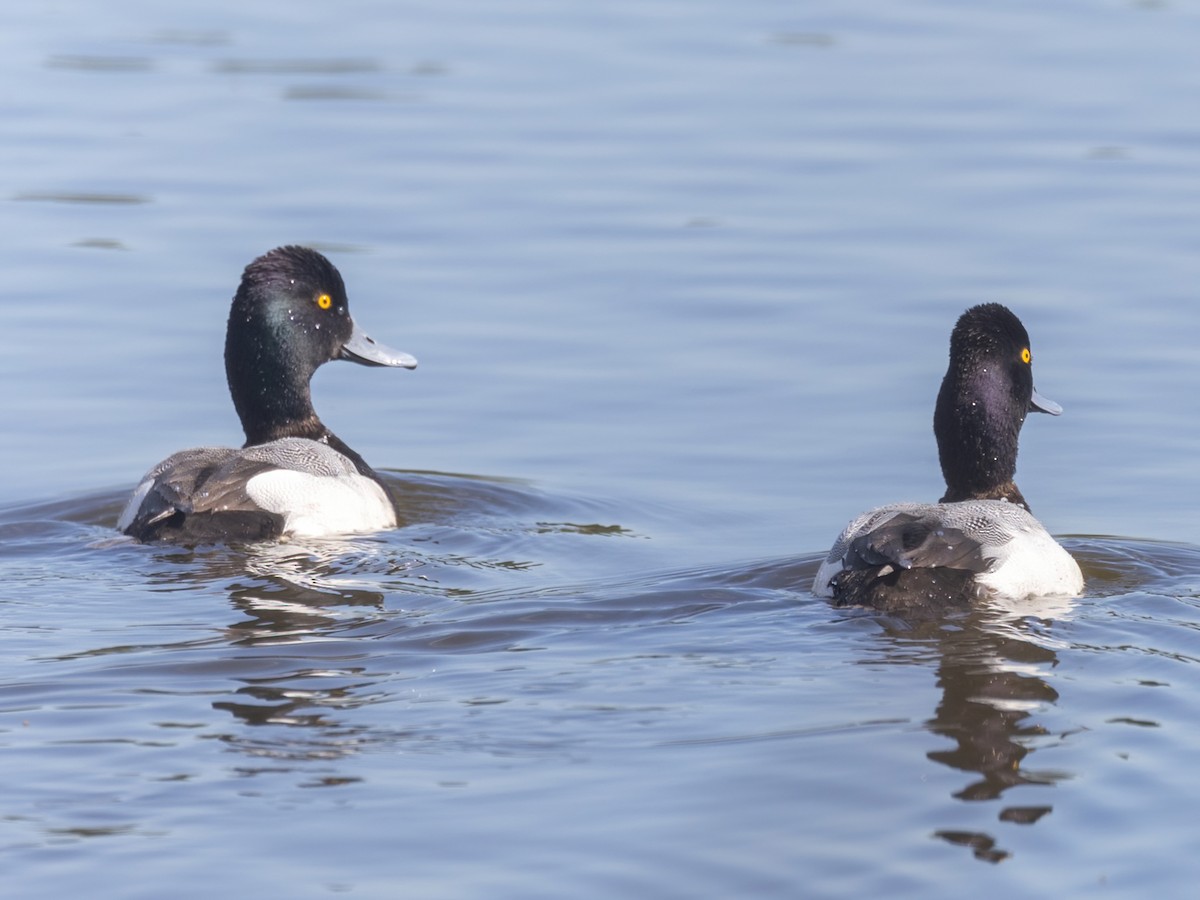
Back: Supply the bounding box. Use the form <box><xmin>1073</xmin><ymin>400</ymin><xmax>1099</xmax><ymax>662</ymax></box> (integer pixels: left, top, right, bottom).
<box><xmin>118</xmin><ymin>246</ymin><xmax>416</xmax><ymax>544</ymax></box>
<box><xmin>118</xmin><ymin>438</ymin><xmax>398</xmax><ymax>542</ymax></box>
<box><xmin>812</xmin><ymin>303</ymin><xmax>1083</xmax><ymax>613</ymax></box>
<box><xmin>813</xmin><ymin>500</ymin><xmax>1084</xmax><ymax>614</ymax></box>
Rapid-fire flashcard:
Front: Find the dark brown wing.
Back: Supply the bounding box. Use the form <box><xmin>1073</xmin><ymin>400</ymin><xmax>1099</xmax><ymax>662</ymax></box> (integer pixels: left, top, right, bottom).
<box><xmin>121</xmin><ymin>448</ymin><xmax>285</xmax><ymax>543</ymax></box>
<box><xmin>844</xmin><ymin>512</ymin><xmax>989</xmax><ymax>572</ymax></box>
<box><xmin>832</xmin><ymin>512</ymin><xmax>992</xmax><ymax>614</ymax></box>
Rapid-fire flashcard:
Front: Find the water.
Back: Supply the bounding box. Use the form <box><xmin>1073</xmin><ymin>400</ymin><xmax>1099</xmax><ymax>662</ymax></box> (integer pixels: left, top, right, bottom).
<box><xmin>4</xmin><ymin>0</ymin><xmax>1200</xmax><ymax>896</ymax></box>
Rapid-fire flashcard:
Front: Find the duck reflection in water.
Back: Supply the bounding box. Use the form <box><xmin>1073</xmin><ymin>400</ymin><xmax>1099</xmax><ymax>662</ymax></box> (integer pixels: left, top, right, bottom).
<box><xmin>874</xmin><ymin>606</ymin><xmax>1071</xmax><ymax>864</ymax></box>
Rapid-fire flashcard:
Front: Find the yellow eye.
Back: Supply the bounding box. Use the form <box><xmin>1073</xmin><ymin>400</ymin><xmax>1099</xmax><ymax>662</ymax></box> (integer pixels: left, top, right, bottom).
<box><xmin>316</xmin><ymin>293</ymin><xmax>332</xmax><ymax>310</ymax></box>
<box><xmin>1021</xmin><ymin>347</ymin><xmax>1031</xmax><ymax>364</ymax></box>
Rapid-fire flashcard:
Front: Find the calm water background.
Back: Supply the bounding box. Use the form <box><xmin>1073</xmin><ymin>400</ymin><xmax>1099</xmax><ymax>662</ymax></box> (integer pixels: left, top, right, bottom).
<box><xmin>3</xmin><ymin>0</ymin><xmax>1200</xmax><ymax>897</ymax></box>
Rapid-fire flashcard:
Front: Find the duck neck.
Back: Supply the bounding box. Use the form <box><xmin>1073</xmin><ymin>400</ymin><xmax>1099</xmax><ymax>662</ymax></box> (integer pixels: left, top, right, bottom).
<box><xmin>933</xmin><ymin>370</ymin><xmax>1031</xmax><ymax>512</ymax></box>
<box><xmin>940</xmin><ymin>478</ymin><xmax>1029</xmax><ymax>511</ymax></box>
<box><xmin>225</xmin><ymin>316</ymin><xmax>325</xmax><ymax>447</ymax></box>
<box><xmin>224</xmin><ymin>324</ymin><xmax>382</xmax><ymax>482</ymax></box>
